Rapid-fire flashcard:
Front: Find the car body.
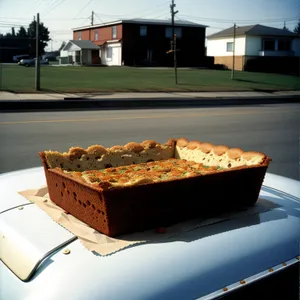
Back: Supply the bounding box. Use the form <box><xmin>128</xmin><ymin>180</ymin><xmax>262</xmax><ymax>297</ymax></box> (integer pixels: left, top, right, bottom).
<box><xmin>18</xmin><ymin>57</ymin><xmax>49</xmax><ymax>67</ymax></box>
<box><xmin>12</xmin><ymin>55</ymin><xmax>31</xmax><ymax>63</ymax></box>
<box><xmin>0</xmin><ymin>168</ymin><xmax>299</xmax><ymax>300</ymax></box>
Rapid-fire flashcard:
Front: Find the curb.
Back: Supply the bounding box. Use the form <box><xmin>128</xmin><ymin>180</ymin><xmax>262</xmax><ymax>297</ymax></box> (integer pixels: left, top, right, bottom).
<box><xmin>0</xmin><ymin>95</ymin><xmax>299</xmax><ymax>112</ymax></box>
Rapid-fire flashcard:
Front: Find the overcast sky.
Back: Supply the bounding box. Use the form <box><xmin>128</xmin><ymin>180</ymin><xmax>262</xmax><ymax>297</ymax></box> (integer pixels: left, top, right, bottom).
<box><xmin>0</xmin><ymin>0</ymin><xmax>299</xmax><ymax>51</ymax></box>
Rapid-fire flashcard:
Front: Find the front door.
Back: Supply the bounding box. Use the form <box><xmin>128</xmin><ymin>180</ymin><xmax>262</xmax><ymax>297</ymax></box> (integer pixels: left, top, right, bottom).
<box><xmin>112</xmin><ymin>46</ymin><xmax>120</xmax><ymax>66</ymax></box>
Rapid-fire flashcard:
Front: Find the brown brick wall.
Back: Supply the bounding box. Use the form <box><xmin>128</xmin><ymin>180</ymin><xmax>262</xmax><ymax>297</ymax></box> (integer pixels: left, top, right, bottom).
<box><xmin>73</xmin><ymin>24</ymin><xmax>123</xmax><ymax>45</ymax></box>
<box><xmin>214</xmin><ymin>56</ymin><xmax>245</xmax><ymax>71</ymax></box>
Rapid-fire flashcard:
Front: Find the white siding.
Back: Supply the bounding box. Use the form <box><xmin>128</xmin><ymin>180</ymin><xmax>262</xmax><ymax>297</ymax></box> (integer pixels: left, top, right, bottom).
<box><xmin>101</xmin><ymin>43</ymin><xmax>122</xmax><ymax>66</ymax></box>
<box><xmin>292</xmin><ymin>38</ymin><xmax>300</xmax><ymax>56</ymax></box>
<box><xmin>64</xmin><ymin>43</ymin><xmax>81</xmax><ymax>52</ymax></box>
<box><xmin>207</xmin><ymin>36</ymin><xmax>246</xmax><ymax>56</ymax></box>
<box><xmin>60</xmin><ymin>50</ymin><xmax>68</xmax><ymax>57</ymax></box>
<box><xmin>245</xmin><ymin>36</ymin><xmax>262</xmax><ymax>56</ymax></box>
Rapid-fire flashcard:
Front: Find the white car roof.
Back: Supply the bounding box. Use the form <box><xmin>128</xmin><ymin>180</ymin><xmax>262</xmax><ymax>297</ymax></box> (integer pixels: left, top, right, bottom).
<box><xmin>0</xmin><ymin>168</ymin><xmax>300</xmax><ymax>300</ymax></box>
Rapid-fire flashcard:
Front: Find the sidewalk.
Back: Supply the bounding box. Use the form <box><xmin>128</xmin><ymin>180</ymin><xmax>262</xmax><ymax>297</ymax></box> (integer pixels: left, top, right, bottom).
<box><xmin>1</xmin><ymin>90</ymin><xmax>300</xmax><ymax>101</ymax></box>
<box><xmin>1</xmin><ymin>90</ymin><xmax>299</xmax><ymax>112</ymax></box>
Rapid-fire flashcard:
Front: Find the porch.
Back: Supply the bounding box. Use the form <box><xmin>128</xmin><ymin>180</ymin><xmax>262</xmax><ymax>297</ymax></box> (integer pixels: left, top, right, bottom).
<box><xmin>60</xmin><ymin>40</ymin><xmax>100</xmax><ymax>65</ymax></box>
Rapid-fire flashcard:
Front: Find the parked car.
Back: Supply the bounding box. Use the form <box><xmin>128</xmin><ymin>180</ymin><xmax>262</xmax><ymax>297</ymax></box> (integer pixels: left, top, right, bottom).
<box><xmin>12</xmin><ymin>54</ymin><xmax>31</xmax><ymax>63</ymax></box>
<box><xmin>0</xmin><ymin>168</ymin><xmax>299</xmax><ymax>300</ymax></box>
<box><xmin>18</xmin><ymin>57</ymin><xmax>49</xmax><ymax>67</ymax></box>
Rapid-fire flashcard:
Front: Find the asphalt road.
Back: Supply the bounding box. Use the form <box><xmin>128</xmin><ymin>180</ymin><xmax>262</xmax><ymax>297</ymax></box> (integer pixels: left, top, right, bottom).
<box><xmin>0</xmin><ymin>103</ymin><xmax>299</xmax><ymax>180</ymax></box>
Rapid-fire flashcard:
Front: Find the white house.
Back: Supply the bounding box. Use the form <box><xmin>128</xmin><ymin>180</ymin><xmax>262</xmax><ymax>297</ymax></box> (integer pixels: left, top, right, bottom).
<box><xmin>60</xmin><ymin>40</ymin><xmax>100</xmax><ymax>65</ymax></box>
<box><xmin>207</xmin><ymin>24</ymin><xmax>300</xmax><ymax>71</ymax></box>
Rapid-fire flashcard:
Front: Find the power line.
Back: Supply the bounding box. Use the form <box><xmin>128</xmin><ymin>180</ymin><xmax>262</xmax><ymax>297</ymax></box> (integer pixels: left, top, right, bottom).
<box><xmin>93</xmin><ymin>1</ymin><xmax>170</xmax><ymax>19</ymax></box>
<box><xmin>179</xmin><ymin>14</ymin><xmax>299</xmax><ymax>24</ymax></box>
<box><xmin>44</xmin><ymin>0</ymin><xmax>69</xmax><ymax>14</ymax></box>
<box><xmin>94</xmin><ymin>13</ymin><xmax>104</xmax><ymax>24</ymax></box>
<box><xmin>73</xmin><ymin>0</ymin><xmax>95</xmax><ymax>19</ymax></box>
<box><xmin>0</xmin><ymin>16</ymin><xmax>90</xmax><ymax>21</ymax></box>
<box><xmin>25</xmin><ymin>0</ymin><xmax>45</xmax><ymax>16</ymax></box>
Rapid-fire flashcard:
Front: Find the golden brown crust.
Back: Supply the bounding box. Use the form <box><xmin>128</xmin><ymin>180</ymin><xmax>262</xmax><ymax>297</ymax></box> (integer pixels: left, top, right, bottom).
<box><xmin>198</xmin><ymin>143</ymin><xmax>214</xmax><ymax>154</ymax></box>
<box><xmin>69</xmin><ymin>147</ymin><xmax>87</xmax><ymax>160</ymax></box>
<box><xmin>212</xmin><ymin>145</ymin><xmax>229</xmax><ymax>156</ymax></box>
<box><xmin>109</xmin><ymin>145</ymin><xmax>125</xmax><ymax>151</ymax></box>
<box><xmin>141</xmin><ymin>140</ymin><xmax>157</xmax><ymax>148</ymax></box>
<box><xmin>174</xmin><ymin>138</ymin><xmax>271</xmax><ymax>169</ymax></box>
<box><xmin>241</xmin><ymin>151</ymin><xmax>265</xmax><ymax>161</ymax></box>
<box><xmin>186</xmin><ymin>141</ymin><xmax>201</xmax><ymax>150</ymax></box>
<box><xmin>124</xmin><ymin>142</ymin><xmax>144</xmax><ymax>153</ymax></box>
<box><xmin>227</xmin><ymin>148</ymin><xmax>244</xmax><ymax>160</ymax></box>
<box><xmin>41</xmin><ymin>139</ymin><xmax>175</xmax><ymax>171</ymax></box>
<box><xmin>41</xmin><ymin>137</ymin><xmax>271</xmax><ymax>173</ymax></box>
<box><xmin>164</xmin><ymin>138</ymin><xmax>176</xmax><ymax>147</ymax></box>
<box><xmin>176</xmin><ymin>138</ymin><xmax>189</xmax><ymax>148</ymax></box>
<box><xmin>86</xmin><ymin>145</ymin><xmax>107</xmax><ymax>155</ymax></box>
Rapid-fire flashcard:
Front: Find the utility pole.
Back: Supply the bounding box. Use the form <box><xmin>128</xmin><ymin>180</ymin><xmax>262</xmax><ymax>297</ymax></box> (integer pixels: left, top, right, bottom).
<box><xmin>174</xmin><ymin>33</ymin><xmax>177</xmax><ymax>84</ymax></box>
<box><xmin>89</xmin><ymin>11</ymin><xmax>94</xmax><ymax>40</ymax></box>
<box><xmin>231</xmin><ymin>23</ymin><xmax>236</xmax><ymax>80</ymax></box>
<box><xmin>170</xmin><ymin>0</ymin><xmax>178</xmax><ymax>84</ymax></box>
<box><xmin>35</xmin><ymin>12</ymin><xmax>40</xmax><ymax>91</ymax></box>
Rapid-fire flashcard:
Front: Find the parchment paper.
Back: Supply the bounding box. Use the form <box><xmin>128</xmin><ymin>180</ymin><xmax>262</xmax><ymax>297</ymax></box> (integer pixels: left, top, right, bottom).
<box><xmin>18</xmin><ymin>186</ymin><xmax>276</xmax><ymax>256</ymax></box>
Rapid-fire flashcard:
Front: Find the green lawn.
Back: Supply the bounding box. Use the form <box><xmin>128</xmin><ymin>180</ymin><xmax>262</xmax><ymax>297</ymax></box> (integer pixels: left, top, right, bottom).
<box><xmin>1</xmin><ymin>65</ymin><xmax>299</xmax><ymax>93</ymax></box>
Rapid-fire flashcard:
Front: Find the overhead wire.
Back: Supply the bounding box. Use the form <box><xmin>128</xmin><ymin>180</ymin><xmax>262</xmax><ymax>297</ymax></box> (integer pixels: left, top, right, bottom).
<box><xmin>73</xmin><ymin>0</ymin><xmax>95</xmax><ymax>19</ymax></box>
<box><xmin>179</xmin><ymin>14</ymin><xmax>299</xmax><ymax>24</ymax></box>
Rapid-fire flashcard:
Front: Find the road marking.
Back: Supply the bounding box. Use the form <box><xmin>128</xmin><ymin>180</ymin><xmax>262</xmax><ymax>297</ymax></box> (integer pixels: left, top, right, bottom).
<box><xmin>0</xmin><ymin>109</ymin><xmax>299</xmax><ymax>125</ymax></box>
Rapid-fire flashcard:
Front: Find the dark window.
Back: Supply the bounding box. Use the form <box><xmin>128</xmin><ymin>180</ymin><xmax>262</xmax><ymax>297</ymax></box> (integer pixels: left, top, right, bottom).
<box><xmin>165</xmin><ymin>27</ymin><xmax>182</xmax><ymax>39</ymax></box>
<box><xmin>278</xmin><ymin>40</ymin><xmax>291</xmax><ymax>51</ymax></box>
<box><xmin>226</xmin><ymin>42</ymin><xmax>233</xmax><ymax>52</ymax></box>
<box><xmin>106</xmin><ymin>47</ymin><xmax>112</xmax><ymax>59</ymax></box>
<box><xmin>112</xmin><ymin>26</ymin><xmax>117</xmax><ymax>39</ymax></box>
<box><xmin>263</xmin><ymin>39</ymin><xmax>275</xmax><ymax>51</ymax></box>
<box><xmin>140</xmin><ymin>25</ymin><xmax>147</xmax><ymax>36</ymax></box>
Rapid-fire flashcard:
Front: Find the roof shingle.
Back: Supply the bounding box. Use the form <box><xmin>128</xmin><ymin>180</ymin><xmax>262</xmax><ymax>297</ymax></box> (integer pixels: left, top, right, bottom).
<box><xmin>72</xmin><ymin>18</ymin><xmax>207</xmax><ymax>31</ymax></box>
<box><xmin>69</xmin><ymin>40</ymin><xmax>100</xmax><ymax>49</ymax></box>
<box><xmin>207</xmin><ymin>24</ymin><xmax>298</xmax><ymax>39</ymax></box>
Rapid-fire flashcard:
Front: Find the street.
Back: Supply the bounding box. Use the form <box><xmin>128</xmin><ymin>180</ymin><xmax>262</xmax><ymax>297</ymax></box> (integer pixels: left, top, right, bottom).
<box><xmin>0</xmin><ymin>103</ymin><xmax>299</xmax><ymax>180</ymax></box>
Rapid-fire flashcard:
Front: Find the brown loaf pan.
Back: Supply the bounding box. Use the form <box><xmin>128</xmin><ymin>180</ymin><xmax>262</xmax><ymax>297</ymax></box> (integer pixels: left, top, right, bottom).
<box><xmin>39</xmin><ymin>139</ymin><xmax>271</xmax><ymax>237</ymax></box>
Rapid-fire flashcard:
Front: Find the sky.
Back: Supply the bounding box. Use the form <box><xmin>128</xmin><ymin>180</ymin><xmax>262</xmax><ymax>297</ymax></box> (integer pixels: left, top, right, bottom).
<box><xmin>0</xmin><ymin>0</ymin><xmax>299</xmax><ymax>51</ymax></box>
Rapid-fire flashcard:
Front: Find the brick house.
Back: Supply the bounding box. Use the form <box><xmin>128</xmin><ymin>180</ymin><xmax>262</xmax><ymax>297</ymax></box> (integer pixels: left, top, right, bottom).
<box><xmin>207</xmin><ymin>24</ymin><xmax>300</xmax><ymax>73</ymax></box>
<box><xmin>71</xmin><ymin>18</ymin><xmax>208</xmax><ymax>67</ymax></box>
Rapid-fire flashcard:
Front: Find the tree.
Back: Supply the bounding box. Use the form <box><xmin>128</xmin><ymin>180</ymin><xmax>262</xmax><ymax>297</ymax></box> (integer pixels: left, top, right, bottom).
<box><xmin>17</xmin><ymin>26</ymin><xmax>28</xmax><ymax>37</ymax></box>
<box><xmin>294</xmin><ymin>19</ymin><xmax>300</xmax><ymax>35</ymax></box>
<box><xmin>11</xmin><ymin>27</ymin><xmax>16</xmax><ymax>36</ymax></box>
<box><xmin>58</xmin><ymin>41</ymin><xmax>66</xmax><ymax>52</ymax></box>
<box><xmin>27</xmin><ymin>19</ymin><xmax>50</xmax><ymax>55</ymax></box>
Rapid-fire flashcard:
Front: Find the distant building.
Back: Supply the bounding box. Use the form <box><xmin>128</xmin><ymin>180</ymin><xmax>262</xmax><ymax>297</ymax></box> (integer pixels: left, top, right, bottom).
<box><xmin>65</xmin><ymin>18</ymin><xmax>208</xmax><ymax>67</ymax></box>
<box><xmin>207</xmin><ymin>24</ymin><xmax>300</xmax><ymax>73</ymax></box>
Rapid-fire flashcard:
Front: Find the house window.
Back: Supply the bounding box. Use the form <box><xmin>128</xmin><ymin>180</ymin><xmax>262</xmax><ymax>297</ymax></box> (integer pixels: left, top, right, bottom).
<box><xmin>226</xmin><ymin>42</ymin><xmax>233</xmax><ymax>52</ymax></box>
<box><xmin>78</xmin><ymin>31</ymin><xmax>82</xmax><ymax>40</ymax></box>
<box><xmin>263</xmin><ymin>39</ymin><xmax>275</xmax><ymax>51</ymax></box>
<box><xmin>278</xmin><ymin>39</ymin><xmax>291</xmax><ymax>51</ymax></box>
<box><xmin>165</xmin><ymin>27</ymin><xmax>182</xmax><ymax>39</ymax></box>
<box><xmin>94</xmin><ymin>30</ymin><xmax>98</xmax><ymax>41</ymax></box>
<box><xmin>106</xmin><ymin>47</ymin><xmax>112</xmax><ymax>59</ymax></box>
<box><xmin>140</xmin><ymin>25</ymin><xmax>147</xmax><ymax>36</ymax></box>
<box><xmin>112</xmin><ymin>26</ymin><xmax>117</xmax><ymax>39</ymax></box>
